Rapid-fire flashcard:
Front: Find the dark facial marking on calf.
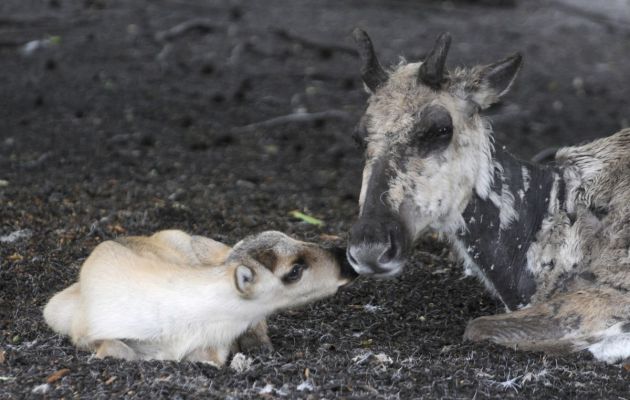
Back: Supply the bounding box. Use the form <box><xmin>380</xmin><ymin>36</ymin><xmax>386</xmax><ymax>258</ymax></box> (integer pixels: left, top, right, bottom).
<box><xmin>251</xmin><ymin>248</ymin><xmax>278</xmax><ymax>272</ymax></box>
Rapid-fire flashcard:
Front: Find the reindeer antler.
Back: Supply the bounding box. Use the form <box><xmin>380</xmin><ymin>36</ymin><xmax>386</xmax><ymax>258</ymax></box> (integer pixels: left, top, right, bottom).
<box><xmin>418</xmin><ymin>32</ymin><xmax>452</xmax><ymax>89</ymax></box>
<box><xmin>352</xmin><ymin>28</ymin><xmax>388</xmax><ymax>92</ymax></box>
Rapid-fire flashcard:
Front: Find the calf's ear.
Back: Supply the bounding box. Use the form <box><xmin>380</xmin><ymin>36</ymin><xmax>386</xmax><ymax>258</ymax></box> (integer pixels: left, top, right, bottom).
<box><xmin>234</xmin><ymin>265</ymin><xmax>256</xmax><ymax>296</ymax></box>
<box><xmin>471</xmin><ymin>53</ymin><xmax>522</xmax><ymax>109</ymax></box>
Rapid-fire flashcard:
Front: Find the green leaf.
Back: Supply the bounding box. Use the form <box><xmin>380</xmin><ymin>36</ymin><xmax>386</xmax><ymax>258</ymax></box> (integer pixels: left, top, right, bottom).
<box><xmin>289</xmin><ymin>210</ymin><xmax>324</xmax><ymax>227</ymax></box>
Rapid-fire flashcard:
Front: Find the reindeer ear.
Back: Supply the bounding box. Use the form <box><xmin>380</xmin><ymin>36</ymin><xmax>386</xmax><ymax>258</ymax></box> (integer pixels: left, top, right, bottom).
<box><xmin>234</xmin><ymin>265</ymin><xmax>256</xmax><ymax>295</ymax></box>
<box><xmin>191</xmin><ymin>236</ymin><xmax>232</xmax><ymax>266</ymax></box>
<box><xmin>471</xmin><ymin>53</ymin><xmax>522</xmax><ymax>109</ymax></box>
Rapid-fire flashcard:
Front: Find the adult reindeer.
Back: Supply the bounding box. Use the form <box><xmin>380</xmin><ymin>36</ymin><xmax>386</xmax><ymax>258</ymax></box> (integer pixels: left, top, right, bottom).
<box><xmin>347</xmin><ymin>29</ymin><xmax>630</xmax><ymax>363</ymax></box>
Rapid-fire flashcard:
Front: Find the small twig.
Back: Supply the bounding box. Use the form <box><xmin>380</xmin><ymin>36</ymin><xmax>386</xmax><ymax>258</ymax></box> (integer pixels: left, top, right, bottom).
<box><xmin>234</xmin><ymin>110</ymin><xmax>351</xmax><ymax>131</ymax></box>
<box><xmin>271</xmin><ymin>28</ymin><xmax>358</xmax><ymax>57</ymax></box>
<box><xmin>154</xmin><ymin>18</ymin><xmax>220</xmax><ymax>42</ymax></box>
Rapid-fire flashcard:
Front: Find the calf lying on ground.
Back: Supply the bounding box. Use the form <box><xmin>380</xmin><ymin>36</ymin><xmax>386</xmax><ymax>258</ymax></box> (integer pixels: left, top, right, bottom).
<box><xmin>44</xmin><ymin>230</ymin><xmax>356</xmax><ymax>365</ymax></box>
<box><xmin>347</xmin><ymin>29</ymin><xmax>630</xmax><ymax>363</ymax></box>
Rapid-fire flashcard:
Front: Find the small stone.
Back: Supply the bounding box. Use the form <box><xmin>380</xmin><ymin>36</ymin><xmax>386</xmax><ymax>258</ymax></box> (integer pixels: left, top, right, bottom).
<box><xmin>258</xmin><ymin>383</ymin><xmax>274</xmax><ymax>394</ymax></box>
<box><xmin>373</xmin><ymin>353</ymin><xmax>393</xmax><ymax>365</ymax></box>
<box><xmin>297</xmin><ymin>380</ymin><xmax>314</xmax><ymax>392</ymax></box>
<box><xmin>31</xmin><ymin>384</ymin><xmax>50</xmax><ymax>395</ymax></box>
<box><xmin>0</xmin><ymin>180</ymin><xmax>8</xmax><ymax>187</ymax></box>
<box><xmin>229</xmin><ymin>353</ymin><xmax>253</xmax><ymax>373</ymax></box>
<box><xmin>1</xmin><ymin>229</ymin><xmax>33</xmax><ymax>243</ymax></box>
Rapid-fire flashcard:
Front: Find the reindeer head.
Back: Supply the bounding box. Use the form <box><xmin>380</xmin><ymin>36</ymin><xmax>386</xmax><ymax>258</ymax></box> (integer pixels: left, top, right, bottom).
<box><xmin>347</xmin><ymin>29</ymin><xmax>522</xmax><ymax>277</ymax></box>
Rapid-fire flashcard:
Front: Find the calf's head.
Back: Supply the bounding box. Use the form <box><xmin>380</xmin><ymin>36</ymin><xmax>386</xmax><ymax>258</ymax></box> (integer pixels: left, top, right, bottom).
<box><xmin>228</xmin><ymin>231</ymin><xmax>357</xmax><ymax>308</ymax></box>
<box><xmin>347</xmin><ymin>29</ymin><xmax>522</xmax><ymax>277</ymax></box>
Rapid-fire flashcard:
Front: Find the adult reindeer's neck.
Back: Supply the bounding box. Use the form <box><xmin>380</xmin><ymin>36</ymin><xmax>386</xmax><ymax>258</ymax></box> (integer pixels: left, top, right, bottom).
<box><xmin>453</xmin><ymin>145</ymin><xmax>563</xmax><ymax>310</ymax></box>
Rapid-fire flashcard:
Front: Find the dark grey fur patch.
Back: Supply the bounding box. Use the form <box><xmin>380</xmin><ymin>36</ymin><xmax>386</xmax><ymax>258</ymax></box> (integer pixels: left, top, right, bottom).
<box><xmin>621</xmin><ymin>322</ymin><xmax>630</xmax><ymax>333</ymax></box>
<box><xmin>579</xmin><ymin>271</ymin><xmax>597</xmax><ymax>282</ymax></box>
<box><xmin>459</xmin><ymin>146</ymin><xmax>562</xmax><ymax>310</ymax></box>
<box><xmin>565</xmin><ymin>314</ymin><xmax>582</xmax><ymax>331</ymax></box>
<box><xmin>409</xmin><ymin>105</ymin><xmax>453</xmax><ymax>156</ymax></box>
<box><xmin>360</xmin><ymin>157</ymin><xmax>394</xmax><ymax>219</ymax></box>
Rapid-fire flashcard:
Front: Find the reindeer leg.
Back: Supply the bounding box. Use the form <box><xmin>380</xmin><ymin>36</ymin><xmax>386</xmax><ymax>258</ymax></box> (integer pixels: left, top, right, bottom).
<box><xmin>186</xmin><ymin>346</ymin><xmax>229</xmax><ymax>367</ymax></box>
<box><xmin>464</xmin><ymin>288</ymin><xmax>630</xmax><ymax>362</ymax></box>
<box><xmin>95</xmin><ymin>340</ymin><xmax>137</xmax><ymax>360</ymax></box>
<box><xmin>231</xmin><ymin>320</ymin><xmax>273</xmax><ymax>354</ymax></box>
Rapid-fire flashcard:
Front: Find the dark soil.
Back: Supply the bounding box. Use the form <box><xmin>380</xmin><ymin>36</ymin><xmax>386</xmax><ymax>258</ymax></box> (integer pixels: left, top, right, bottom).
<box><xmin>1</xmin><ymin>0</ymin><xmax>629</xmax><ymax>398</ymax></box>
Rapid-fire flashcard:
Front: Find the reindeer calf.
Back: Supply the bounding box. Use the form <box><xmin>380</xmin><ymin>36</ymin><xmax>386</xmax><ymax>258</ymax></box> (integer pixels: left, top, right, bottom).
<box><xmin>44</xmin><ymin>230</ymin><xmax>356</xmax><ymax>365</ymax></box>
<box><xmin>347</xmin><ymin>29</ymin><xmax>630</xmax><ymax>363</ymax></box>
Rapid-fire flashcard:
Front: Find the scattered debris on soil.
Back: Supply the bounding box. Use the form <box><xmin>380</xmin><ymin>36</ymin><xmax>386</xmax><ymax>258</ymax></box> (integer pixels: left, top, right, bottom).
<box><xmin>1</xmin><ymin>0</ymin><xmax>629</xmax><ymax>398</ymax></box>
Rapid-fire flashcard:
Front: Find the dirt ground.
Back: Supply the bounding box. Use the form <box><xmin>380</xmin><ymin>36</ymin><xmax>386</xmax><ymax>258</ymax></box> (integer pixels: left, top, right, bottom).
<box><xmin>1</xmin><ymin>0</ymin><xmax>629</xmax><ymax>398</ymax></box>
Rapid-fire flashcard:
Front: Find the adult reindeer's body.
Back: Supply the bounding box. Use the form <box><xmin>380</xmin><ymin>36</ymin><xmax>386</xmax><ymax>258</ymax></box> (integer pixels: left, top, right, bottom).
<box><xmin>347</xmin><ymin>29</ymin><xmax>630</xmax><ymax>363</ymax></box>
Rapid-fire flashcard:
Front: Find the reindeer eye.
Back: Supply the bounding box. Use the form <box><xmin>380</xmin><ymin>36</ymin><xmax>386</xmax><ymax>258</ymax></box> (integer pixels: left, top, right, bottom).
<box><xmin>435</xmin><ymin>125</ymin><xmax>452</xmax><ymax>136</ymax></box>
<box><xmin>282</xmin><ymin>263</ymin><xmax>307</xmax><ymax>284</ymax></box>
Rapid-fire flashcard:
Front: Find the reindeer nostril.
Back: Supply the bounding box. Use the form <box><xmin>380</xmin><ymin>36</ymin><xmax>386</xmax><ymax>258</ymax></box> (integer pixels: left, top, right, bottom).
<box><xmin>378</xmin><ymin>231</ymin><xmax>398</xmax><ymax>264</ymax></box>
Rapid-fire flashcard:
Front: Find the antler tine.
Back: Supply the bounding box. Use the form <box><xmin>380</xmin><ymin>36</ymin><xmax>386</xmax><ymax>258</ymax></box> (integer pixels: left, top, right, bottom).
<box><xmin>418</xmin><ymin>32</ymin><xmax>452</xmax><ymax>89</ymax></box>
<box><xmin>352</xmin><ymin>28</ymin><xmax>388</xmax><ymax>92</ymax></box>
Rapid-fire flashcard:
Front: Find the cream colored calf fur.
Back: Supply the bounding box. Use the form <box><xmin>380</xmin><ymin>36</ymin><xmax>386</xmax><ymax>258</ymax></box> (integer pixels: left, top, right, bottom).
<box><xmin>43</xmin><ymin>230</ymin><xmax>355</xmax><ymax>366</ymax></box>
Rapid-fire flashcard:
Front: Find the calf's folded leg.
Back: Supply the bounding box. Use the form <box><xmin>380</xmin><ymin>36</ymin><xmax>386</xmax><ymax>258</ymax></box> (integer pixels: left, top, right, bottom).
<box><xmin>231</xmin><ymin>320</ymin><xmax>273</xmax><ymax>354</ymax></box>
<box><xmin>95</xmin><ymin>340</ymin><xmax>137</xmax><ymax>360</ymax></box>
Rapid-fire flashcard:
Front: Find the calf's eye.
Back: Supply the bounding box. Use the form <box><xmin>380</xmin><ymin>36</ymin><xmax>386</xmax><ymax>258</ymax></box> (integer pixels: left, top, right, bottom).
<box><xmin>283</xmin><ymin>263</ymin><xmax>307</xmax><ymax>283</ymax></box>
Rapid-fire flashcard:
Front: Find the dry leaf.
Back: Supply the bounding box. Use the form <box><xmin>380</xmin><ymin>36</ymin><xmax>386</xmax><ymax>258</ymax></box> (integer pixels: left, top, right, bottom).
<box><xmin>0</xmin><ymin>350</ymin><xmax>5</xmax><ymax>364</ymax></box>
<box><xmin>46</xmin><ymin>368</ymin><xmax>70</xmax><ymax>383</ymax></box>
<box><xmin>105</xmin><ymin>376</ymin><xmax>117</xmax><ymax>385</ymax></box>
<box><xmin>7</xmin><ymin>253</ymin><xmax>23</xmax><ymax>262</ymax></box>
<box><xmin>110</xmin><ymin>224</ymin><xmax>126</xmax><ymax>234</ymax></box>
